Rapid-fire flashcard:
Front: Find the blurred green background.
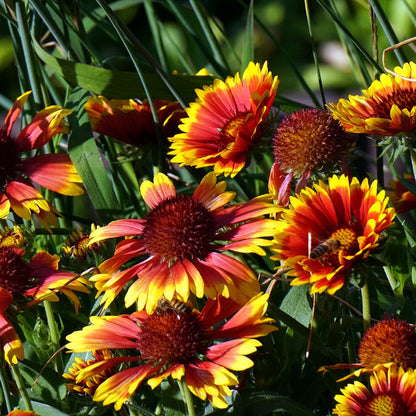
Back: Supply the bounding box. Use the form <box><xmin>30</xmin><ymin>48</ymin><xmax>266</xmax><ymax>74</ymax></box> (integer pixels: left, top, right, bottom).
<box><xmin>1</xmin><ymin>0</ymin><xmax>415</xmax><ymax>108</ymax></box>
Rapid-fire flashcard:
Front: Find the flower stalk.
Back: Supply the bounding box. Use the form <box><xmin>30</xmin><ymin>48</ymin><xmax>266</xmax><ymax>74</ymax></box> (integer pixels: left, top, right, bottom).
<box><xmin>178</xmin><ymin>378</ymin><xmax>196</xmax><ymax>416</ymax></box>
<box><xmin>10</xmin><ymin>363</ymin><xmax>33</xmax><ymax>411</ymax></box>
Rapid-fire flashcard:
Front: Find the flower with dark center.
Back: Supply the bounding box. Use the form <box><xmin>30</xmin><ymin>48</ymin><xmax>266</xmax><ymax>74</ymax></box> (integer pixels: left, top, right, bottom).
<box><xmin>0</xmin><ymin>91</ymin><xmax>83</xmax><ymax>230</ymax></box>
<box><xmin>320</xmin><ymin>318</ymin><xmax>416</xmax><ymax>382</ymax></box>
<box><xmin>88</xmin><ymin>172</ymin><xmax>279</xmax><ymax>313</ymax></box>
<box><xmin>0</xmin><ymin>246</ymin><xmax>90</xmax><ymax>365</ymax></box>
<box><xmin>359</xmin><ymin>318</ymin><xmax>416</xmax><ymax>371</ymax></box>
<box><xmin>61</xmin><ymin>225</ymin><xmax>104</xmax><ymax>271</ymax></box>
<box><xmin>271</xmin><ymin>174</ymin><xmax>395</xmax><ymax>294</ymax></box>
<box><xmin>66</xmin><ymin>293</ymin><xmax>277</xmax><ymax>410</ymax></box>
<box><xmin>169</xmin><ymin>61</ymin><xmax>279</xmax><ymax>177</ymax></box>
<box><xmin>333</xmin><ymin>364</ymin><xmax>416</xmax><ymax>416</ymax></box>
<box><xmin>269</xmin><ymin>108</ymin><xmax>354</xmax><ymax>206</ymax></box>
<box><xmin>328</xmin><ymin>61</ymin><xmax>416</xmax><ymax>136</ymax></box>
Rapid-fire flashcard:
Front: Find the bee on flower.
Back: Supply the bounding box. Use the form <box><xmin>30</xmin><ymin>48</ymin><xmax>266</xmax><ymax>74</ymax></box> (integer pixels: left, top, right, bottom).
<box><xmin>271</xmin><ymin>175</ymin><xmax>395</xmax><ymax>295</ymax></box>
<box><xmin>66</xmin><ymin>293</ymin><xmax>277</xmax><ymax>410</ymax></box>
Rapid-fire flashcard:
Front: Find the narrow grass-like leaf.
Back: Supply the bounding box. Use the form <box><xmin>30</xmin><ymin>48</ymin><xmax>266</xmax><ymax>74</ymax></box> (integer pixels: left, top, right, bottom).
<box><xmin>304</xmin><ymin>0</ymin><xmax>325</xmax><ymax>107</ymax></box>
<box><xmin>315</xmin><ymin>0</ymin><xmax>383</xmax><ymax>73</ymax></box>
<box><xmin>29</xmin><ymin>0</ymin><xmax>90</xmax><ymax>62</ymax></box>
<box><xmin>15</xmin><ymin>1</ymin><xmax>43</xmax><ymax>105</ymax></box>
<box><xmin>165</xmin><ymin>0</ymin><xmax>228</xmax><ymax>77</ymax></box>
<box><xmin>236</xmin><ymin>0</ymin><xmax>320</xmax><ymax>107</ymax></box>
<box><xmin>189</xmin><ymin>0</ymin><xmax>231</xmax><ymax>73</ymax></box>
<box><xmin>400</xmin><ymin>0</ymin><xmax>416</xmax><ymax>27</ymax></box>
<box><xmin>144</xmin><ymin>1</ymin><xmax>167</xmax><ymax>71</ymax></box>
<box><xmin>241</xmin><ymin>0</ymin><xmax>254</xmax><ymax>72</ymax></box>
<box><xmin>369</xmin><ymin>0</ymin><xmax>407</xmax><ymax>65</ymax></box>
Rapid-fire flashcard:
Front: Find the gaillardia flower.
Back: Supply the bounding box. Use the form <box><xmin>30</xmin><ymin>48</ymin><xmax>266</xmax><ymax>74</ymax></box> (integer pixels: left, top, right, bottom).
<box><xmin>0</xmin><ymin>91</ymin><xmax>84</xmax><ymax>228</ymax></box>
<box><xmin>328</xmin><ymin>61</ymin><xmax>416</xmax><ymax>136</ymax></box>
<box><xmin>88</xmin><ymin>172</ymin><xmax>278</xmax><ymax>312</ymax></box>
<box><xmin>66</xmin><ymin>293</ymin><xmax>276</xmax><ymax>410</ymax></box>
<box><xmin>6</xmin><ymin>411</ymin><xmax>41</xmax><ymax>416</ymax></box>
<box><xmin>0</xmin><ymin>246</ymin><xmax>90</xmax><ymax>364</ymax></box>
<box><xmin>85</xmin><ymin>95</ymin><xmax>185</xmax><ymax>147</ymax></box>
<box><xmin>61</xmin><ymin>224</ymin><xmax>105</xmax><ymax>272</ymax></box>
<box><xmin>319</xmin><ymin>317</ymin><xmax>416</xmax><ymax>381</ymax></box>
<box><xmin>63</xmin><ymin>349</ymin><xmax>115</xmax><ymax>396</ymax></box>
<box><xmin>269</xmin><ymin>108</ymin><xmax>354</xmax><ymax>205</ymax></box>
<box><xmin>271</xmin><ymin>175</ymin><xmax>395</xmax><ymax>294</ymax></box>
<box><xmin>168</xmin><ymin>61</ymin><xmax>279</xmax><ymax>177</ymax></box>
<box><xmin>359</xmin><ymin>318</ymin><xmax>416</xmax><ymax>371</ymax></box>
<box><xmin>388</xmin><ymin>174</ymin><xmax>416</xmax><ymax>214</ymax></box>
<box><xmin>333</xmin><ymin>364</ymin><xmax>416</xmax><ymax>416</ymax></box>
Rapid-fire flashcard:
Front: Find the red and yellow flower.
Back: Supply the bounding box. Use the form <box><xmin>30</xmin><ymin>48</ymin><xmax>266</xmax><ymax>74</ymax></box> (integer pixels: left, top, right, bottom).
<box><xmin>0</xmin><ymin>246</ymin><xmax>90</xmax><ymax>364</ymax></box>
<box><xmin>85</xmin><ymin>95</ymin><xmax>185</xmax><ymax>147</ymax></box>
<box><xmin>271</xmin><ymin>175</ymin><xmax>395</xmax><ymax>294</ymax></box>
<box><xmin>63</xmin><ymin>349</ymin><xmax>115</xmax><ymax>396</ymax></box>
<box><xmin>333</xmin><ymin>363</ymin><xmax>416</xmax><ymax>415</ymax></box>
<box><xmin>89</xmin><ymin>172</ymin><xmax>278</xmax><ymax>312</ymax></box>
<box><xmin>168</xmin><ymin>61</ymin><xmax>279</xmax><ymax>177</ymax></box>
<box><xmin>0</xmin><ymin>91</ymin><xmax>84</xmax><ymax>229</ymax></box>
<box><xmin>6</xmin><ymin>410</ymin><xmax>41</xmax><ymax>416</ymax></box>
<box><xmin>66</xmin><ymin>293</ymin><xmax>276</xmax><ymax>410</ymax></box>
<box><xmin>328</xmin><ymin>61</ymin><xmax>416</xmax><ymax>136</ymax></box>
<box><xmin>388</xmin><ymin>174</ymin><xmax>416</xmax><ymax>214</ymax></box>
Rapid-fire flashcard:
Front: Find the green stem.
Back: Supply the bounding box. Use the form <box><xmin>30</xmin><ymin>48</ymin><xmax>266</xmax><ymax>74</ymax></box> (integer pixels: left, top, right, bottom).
<box><xmin>10</xmin><ymin>364</ymin><xmax>33</xmax><ymax>411</ymax></box>
<box><xmin>178</xmin><ymin>378</ymin><xmax>196</xmax><ymax>416</ymax></box>
<box><xmin>0</xmin><ymin>358</ymin><xmax>12</xmax><ymax>413</ymax></box>
<box><xmin>383</xmin><ymin>265</ymin><xmax>403</xmax><ymax>303</ymax></box>
<box><xmin>375</xmin><ymin>135</ymin><xmax>384</xmax><ymax>188</ymax></box>
<box><xmin>44</xmin><ymin>301</ymin><xmax>64</xmax><ymax>374</ymax></box>
<box><xmin>408</xmin><ymin>147</ymin><xmax>416</xmax><ymax>183</ymax></box>
<box><xmin>361</xmin><ymin>281</ymin><xmax>371</xmax><ymax>332</ymax></box>
<box><xmin>304</xmin><ymin>0</ymin><xmax>325</xmax><ymax>107</ymax></box>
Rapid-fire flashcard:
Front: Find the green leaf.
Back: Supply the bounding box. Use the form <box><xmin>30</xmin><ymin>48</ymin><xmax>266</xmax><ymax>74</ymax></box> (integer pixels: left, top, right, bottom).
<box><xmin>26</xmin><ymin>401</ymin><xmax>70</xmax><ymax>416</ymax></box>
<box><xmin>66</xmin><ymin>88</ymin><xmax>120</xmax><ymax>217</ymax></box>
<box><xmin>241</xmin><ymin>0</ymin><xmax>254</xmax><ymax>72</ymax></box>
<box><xmin>34</xmin><ymin>39</ymin><xmax>213</xmax><ymax>102</ymax></box>
<box><xmin>238</xmin><ymin>391</ymin><xmax>312</xmax><ymax>416</ymax></box>
<box><xmin>279</xmin><ymin>285</ymin><xmax>311</xmax><ymax>328</ymax></box>
<box><xmin>18</xmin><ymin>360</ymin><xmax>65</xmax><ymax>404</ymax></box>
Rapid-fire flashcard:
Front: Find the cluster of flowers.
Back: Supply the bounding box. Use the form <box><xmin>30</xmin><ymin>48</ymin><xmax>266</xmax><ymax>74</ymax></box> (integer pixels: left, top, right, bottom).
<box><xmin>3</xmin><ymin>59</ymin><xmax>416</xmax><ymax>415</ymax></box>
<box><xmin>327</xmin><ymin>317</ymin><xmax>416</xmax><ymax>415</ymax></box>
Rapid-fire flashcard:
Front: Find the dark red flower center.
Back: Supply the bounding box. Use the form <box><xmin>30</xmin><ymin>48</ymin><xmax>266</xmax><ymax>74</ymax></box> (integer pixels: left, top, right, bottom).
<box><xmin>370</xmin><ymin>88</ymin><xmax>416</xmax><ymax>118</ymax></box>
<box><xmin>358</xmin><ymin>318</ymin><xmax>416</xmax><ymax>370</ymax></box>
<box><xmin>363</xmin><ymin>391</ymin><xmax>408</xmax><ymax>416</ymax></box>
<box><xmin>142</xmin><ymin>195</ymin><xmax>216</xmax><ymax>262</ymax></box>
<box><xmin>0</xmin><ymin>246</ymin><xmax>32</xmax><ymax>294</ymax></box>
<box><xmin>137</xmin><ymin>308</ymin><xmax>207</xmax><ymax>364</ymax></box>
<box><xmin>0</xmin><ymin>128</ymin><xmax>20</xmax><ymax>188</ymax></box>
<box><xmin>273</xmin><ymin>109</ymin><xmax>352</xmax><ymax>175</ymax></box>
